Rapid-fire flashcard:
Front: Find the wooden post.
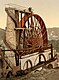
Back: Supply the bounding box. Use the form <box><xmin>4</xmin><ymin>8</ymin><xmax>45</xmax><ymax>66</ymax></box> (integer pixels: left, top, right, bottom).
<box><xmin>21</xmin><ymin>12</ymin><xmax>22</xmax><ymax>28</ymax></box>
<box><xmin>15</xmin><ymin>10</ymin><xmax>20</xmax><ymax>67</ymax></box>
<box><xmin>51</xmin><ymin>44</ymin><xmax>53</xmax><ymax>59</ymax></box>
<box><xmin>23</xmin><ymin>10</ymin><xmax>26</xmax><ymax>48</ymax></box>
<box><xmin>15</xmin><ymin>10</ymin><xmax>19</xmax><ymax>49</ymax></box>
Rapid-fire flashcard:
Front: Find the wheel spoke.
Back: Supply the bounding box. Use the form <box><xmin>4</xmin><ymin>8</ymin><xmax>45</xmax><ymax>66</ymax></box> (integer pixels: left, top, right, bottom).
<box><xmin>19</xmin><ymin>14</ymin><xmax>48</xmax><ymax>49</ymax></box>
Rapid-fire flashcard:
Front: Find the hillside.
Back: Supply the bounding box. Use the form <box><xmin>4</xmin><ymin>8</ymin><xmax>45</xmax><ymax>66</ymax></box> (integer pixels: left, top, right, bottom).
<box><xmin>47</xmin><ymin>28</ymin><xmax>59</xmax><ymax>52</ymax></box>
<box><xmin>47</xmin><ymin>28</ymin><xmax>59</xmax><ymax>40</ymax></box>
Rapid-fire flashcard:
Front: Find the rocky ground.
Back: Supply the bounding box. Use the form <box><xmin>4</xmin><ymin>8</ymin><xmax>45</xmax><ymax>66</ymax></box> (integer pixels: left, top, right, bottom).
<box><xmin>19</xmin><ymin>69</ymin><xmax>59</xmax><ymax>80</ymax></box>
<box><xmin>1</xmin><ymin>68</ymin><xmax>59</xmax><ymax>80</ymax></box>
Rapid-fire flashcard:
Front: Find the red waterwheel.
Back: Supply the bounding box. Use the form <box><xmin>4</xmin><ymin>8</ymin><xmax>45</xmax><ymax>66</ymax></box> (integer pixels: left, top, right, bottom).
<box><xmin>19</xmin><ymin>13</ymin><xmax>48</xmax><ymax>49</ymax></box>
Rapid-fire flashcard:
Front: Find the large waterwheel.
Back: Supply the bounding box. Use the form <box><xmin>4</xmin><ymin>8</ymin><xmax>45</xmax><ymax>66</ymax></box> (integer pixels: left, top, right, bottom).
<box><xmin>19</xmin><ymin>11</ymin><xmax>48</xmax><ymax>49</ymax></box>
<box><xmin>5</xmin><ymin>6</ymin><xmax>48</xmax><ymax>68</ymax></box>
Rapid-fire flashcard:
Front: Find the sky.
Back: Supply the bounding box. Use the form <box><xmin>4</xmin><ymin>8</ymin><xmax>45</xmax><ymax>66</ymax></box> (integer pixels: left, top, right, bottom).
<box><xmin>0</xmin><ymin>0</ymin><xmax>59</xmax><ymax>29</ymax></box>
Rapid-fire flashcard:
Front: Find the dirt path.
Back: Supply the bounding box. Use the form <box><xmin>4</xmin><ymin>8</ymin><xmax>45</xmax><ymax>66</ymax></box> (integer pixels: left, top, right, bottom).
<box><xmin>1</xmin><ymin>69</ymin><xmax>59</xmax><ymax>80</ymax></box>
<box><xmin>19</xmin><ymin>69</ymin><xmax>59</xmax><ymax>80</ymax></box>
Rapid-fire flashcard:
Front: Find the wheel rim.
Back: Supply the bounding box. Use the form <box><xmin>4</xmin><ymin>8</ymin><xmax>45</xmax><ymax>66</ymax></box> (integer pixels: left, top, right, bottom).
<box><xmin>19</xmin><ymin>14</ymin><xmax>48</xmax><ymax>49</ymax></box>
